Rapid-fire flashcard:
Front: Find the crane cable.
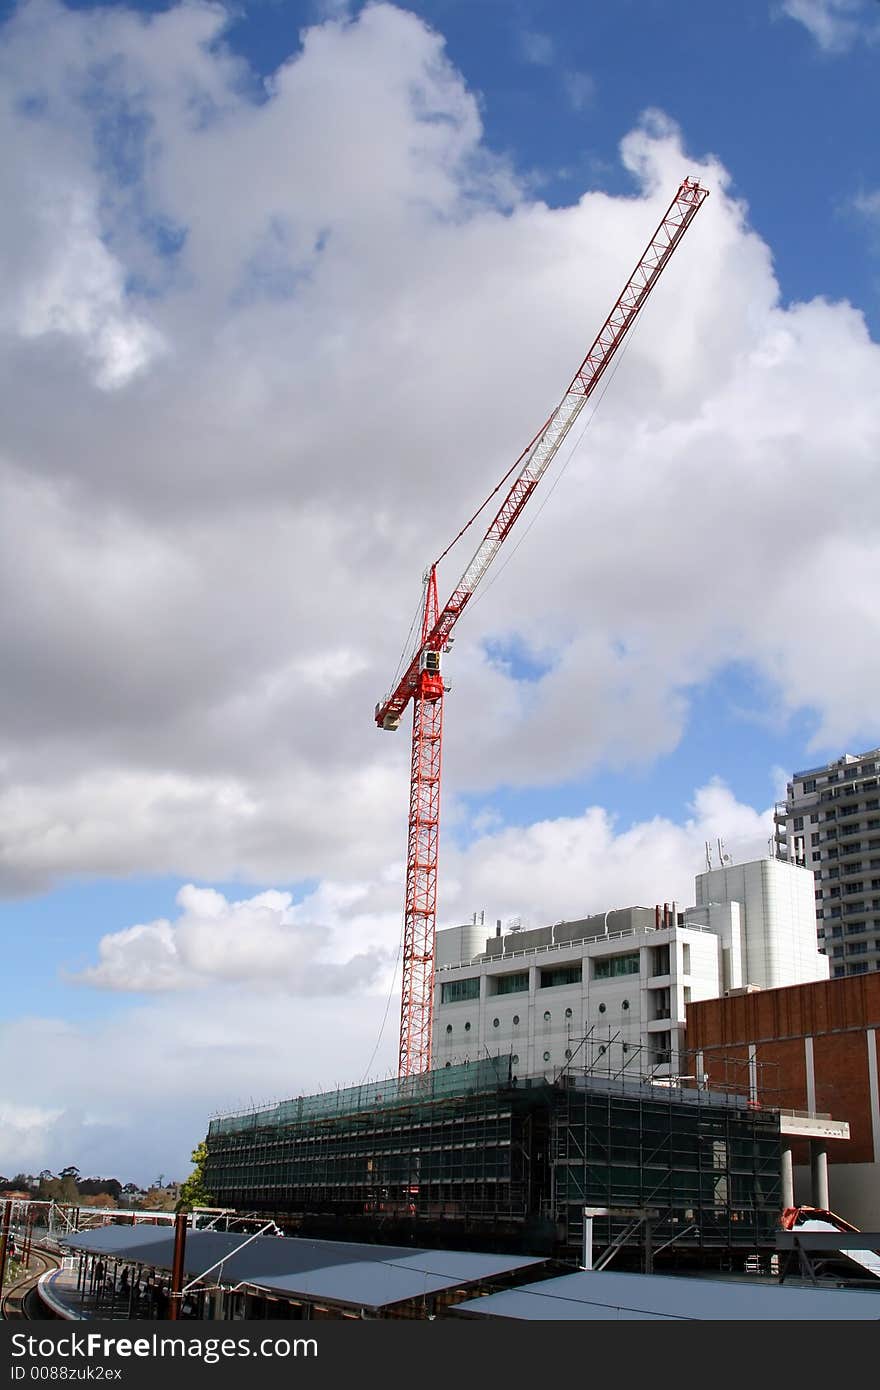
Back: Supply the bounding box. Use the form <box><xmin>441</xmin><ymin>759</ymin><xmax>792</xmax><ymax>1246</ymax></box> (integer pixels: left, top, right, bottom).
<box><xmin>358</xmin><ymin>931</ymin><xmax>403</xmax><ymax>1085</ymax></box>
<box><xmin>462</xmin><ymin>303</ymin><xmax>644</xmax><ymax>618</ymax></box>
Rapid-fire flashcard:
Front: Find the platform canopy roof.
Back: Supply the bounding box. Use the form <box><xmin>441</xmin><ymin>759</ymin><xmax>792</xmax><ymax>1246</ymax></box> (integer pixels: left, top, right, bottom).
<box><xmin>453</xmin><ymin>1269</ymin><xmax>880</xmax><ymax>1321</ymax></box>
<box><xmin>59</xmin><ymin>1229</ymin><xmax>545</xmax><ymax>1311</ymax></box>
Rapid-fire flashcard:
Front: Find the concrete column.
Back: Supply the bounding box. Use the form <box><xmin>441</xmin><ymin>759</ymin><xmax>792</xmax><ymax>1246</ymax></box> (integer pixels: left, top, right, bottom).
<box><xmin>810</xmin><ymin>1141</ymin><xmax>829</xmax><ymax>1210</ymax></box>
<box><xmin>580</xmin><ymin>1213</ymin><xmax>594</xmax><ymax>1271</ymax></box>
<box><xmin>781</xmin><ymin>1145</ymin><xmax>794</xmax><ymax>1210</ymax></box>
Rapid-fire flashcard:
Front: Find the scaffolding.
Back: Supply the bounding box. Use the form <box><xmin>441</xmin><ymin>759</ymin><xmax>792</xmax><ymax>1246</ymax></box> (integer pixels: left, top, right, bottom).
<box><xmin>203</xmin><ymin>1054</ymin><xmax>783</xmax><ymax>1264</ymax></box>
<box><xmin>206</xmin><ymin>1059</ymin><xmax>542</xmax><ymax>1233</ymax></box>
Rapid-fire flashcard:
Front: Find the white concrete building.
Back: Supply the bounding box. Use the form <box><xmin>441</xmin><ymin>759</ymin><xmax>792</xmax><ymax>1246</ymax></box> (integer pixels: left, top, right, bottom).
<box><xmin>432</xmin><ymin>858</ymin><xmax>828</xmax><ymax>1083</ymax></box>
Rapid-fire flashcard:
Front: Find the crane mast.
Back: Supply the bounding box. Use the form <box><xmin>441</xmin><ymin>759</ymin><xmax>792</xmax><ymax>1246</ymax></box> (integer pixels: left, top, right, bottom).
<box><xmin>377</xmin><ymin>176</ymin><xmax>709</xmax><ymax>1078</ymax></box>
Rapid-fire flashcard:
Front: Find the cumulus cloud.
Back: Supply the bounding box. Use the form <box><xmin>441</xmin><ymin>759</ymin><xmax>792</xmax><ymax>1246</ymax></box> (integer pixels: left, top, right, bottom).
<box><xmin>70</xmin><ymin>779</ymin><xmax>771</xmax><ymax>996</ymax></box>
<box><xmin>0</xmin><ymin>778</ymin><xmax>774</xmax><ymax>1177</ymax></box>
<box><xmin>0</xmin><ymin>0</ymin><xmax>876</xmax><ymax>907</ymax></box>
<box><xmin>74</xmin><ymin>883</ymin><xmax>390</xmax><ymax>993</ymax></box>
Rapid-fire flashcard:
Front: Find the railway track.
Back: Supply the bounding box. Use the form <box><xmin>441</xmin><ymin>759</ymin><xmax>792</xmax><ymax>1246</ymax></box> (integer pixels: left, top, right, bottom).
<box><xmin>1</xmin><ymin>1248</ymin><xmax>62</xmax><ymax>1320</ymax></box>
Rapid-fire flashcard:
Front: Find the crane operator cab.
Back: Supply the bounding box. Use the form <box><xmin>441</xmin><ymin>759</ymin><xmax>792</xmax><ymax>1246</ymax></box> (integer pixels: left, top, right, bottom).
<box><xmin>419</xmin><ymin>649</ymin><xmax>444</xmax><ymax>702</ymax></box>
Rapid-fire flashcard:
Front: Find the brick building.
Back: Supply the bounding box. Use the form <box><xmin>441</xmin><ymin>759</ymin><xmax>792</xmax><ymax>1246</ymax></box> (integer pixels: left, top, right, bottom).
<box><xmin>686</xmin><ymin>974</ymin><xmax>880</xmax><ymax>1229</ymax></box>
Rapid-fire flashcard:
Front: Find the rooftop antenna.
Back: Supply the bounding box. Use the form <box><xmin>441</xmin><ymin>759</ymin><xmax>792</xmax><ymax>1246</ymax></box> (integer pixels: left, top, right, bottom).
<box><xmin>718</xmin><ymin>837</ymin><xmax>732</xmax><ymax>866</ymax></box>
<box><xmin>704</xmin><ymin>840</ymin><xmax>713</xmax><ymax>871</ymax></box>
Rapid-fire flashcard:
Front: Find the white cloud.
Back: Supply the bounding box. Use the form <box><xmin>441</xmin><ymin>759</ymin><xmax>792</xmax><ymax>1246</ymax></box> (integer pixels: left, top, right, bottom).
<box><xmin>69</xmin><ymin>778</ymin><xmax>771</xmax><ymax>996</ymax></box>
<box><xmin>0</xmin><ymin>778</ymin><xmax>773</xmax><ymax>1178</ymax></box>
<box><xmin>779</xmin><ymin>0</ymin><xmax>878</xmax><ymax>50</ymax></box>
<box><xmin>74</xmin><ymin>882</ymin><xmax>391</xmax><ymax>993</ymax></box>
<box><xmin>0</xmin><ymin>1</ymin><xmax>875</xmax><ymax>903</ymax></box>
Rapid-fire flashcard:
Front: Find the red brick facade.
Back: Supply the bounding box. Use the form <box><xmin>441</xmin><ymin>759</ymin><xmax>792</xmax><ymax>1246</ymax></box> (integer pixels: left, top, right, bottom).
<box><xmin>686</xmin><ymin>975</ymin><xmax>880</xmax><ymax>1167</ymax></box>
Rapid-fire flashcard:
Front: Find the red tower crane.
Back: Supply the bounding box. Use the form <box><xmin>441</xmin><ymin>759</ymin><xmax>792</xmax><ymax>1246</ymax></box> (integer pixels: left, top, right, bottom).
<box><xmin>375</xmin><ymin>177</ymin><xmax>709</xmax><ymax>1078</ymax></box>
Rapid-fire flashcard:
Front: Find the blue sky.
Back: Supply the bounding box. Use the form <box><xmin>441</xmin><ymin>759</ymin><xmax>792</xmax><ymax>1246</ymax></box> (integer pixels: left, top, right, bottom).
<box><xmin>0</xmin><ymin>0</ymin><xmax>878</xmax><ymax>1180</ymax></box>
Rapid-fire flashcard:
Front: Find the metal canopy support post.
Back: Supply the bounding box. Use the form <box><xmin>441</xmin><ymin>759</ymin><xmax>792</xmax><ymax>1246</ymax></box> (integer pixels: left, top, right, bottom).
<box><xmin>169</xmin><ymin>1210</ymin><xmax>188</xmax><ymax>1321</ymax></box>
<box><xmin>0</xmin><ymin>1199</ymin><xmax>11</xmax><ymax>1292</ymax></box>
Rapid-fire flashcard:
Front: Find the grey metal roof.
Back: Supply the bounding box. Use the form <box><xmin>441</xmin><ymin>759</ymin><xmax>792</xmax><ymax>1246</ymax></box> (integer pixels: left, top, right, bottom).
<box><xmin>454</xmin><ymin>1287</ymin><xmax>678</xmax><ymax>1320</ymax></box>
<box><xmin>63</xmin><ymin>1227</ymin><xmax>171</xmax><ymax>1258</ymax></box>
<box><xmin>453</xmin><ymin>1270</ymin><xmax>880</xmax><ymax>1321</ymax></box>
<box><xmin>388</xmin><ymin>1250</ymin><xmax>541</xmax><ymax>1280</ymax></box>
<box><xmin>241</xmin><ymin>1262</ymin><xmax>460</xmax><ymax>1309</ymax></box>
<box><xmin>59</xmin><ymin>1229</ymin><xmax>544</xmax><ymax>1310</ymax></box>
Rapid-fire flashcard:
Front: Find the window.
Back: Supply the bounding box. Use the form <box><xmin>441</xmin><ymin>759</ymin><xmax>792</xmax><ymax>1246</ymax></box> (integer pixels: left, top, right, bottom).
<box><xmin>543</xmin><ymin>1050</ymin><xmax>551</xmax><ymax>1062</ymax></box>
<box><xmin>441</xmin><ymin>977</ymin><xmax>480</xmax><ymax>1004</ymax></box>
<box><xmin>683</xmin><ymin>986</ymin><xmax>692</xmax><ymax>1006</ymax></box>
<box><xmin>803</xmin><ymin>779</ymin><xmax>816</xmax><ymax>792</ymax></box>
<box><xmin>651</xmin><ymin>987</ymin><xmax>671</xmax><ymax>1020</ymax></box>
<box><xmin>651</xmin><ymin>943</ymin><xmax>671</xmax><ymax>976</ymax></box>
<box><xmin>846</xmin><ymin>941</ymin><xmax>868</xmax><ymax>955</ymax></box>
<box><xmin>621</xmin><ymin>999</ymin><xmax>630</xmax><ymax>1010</ymax></box>
<box><xmin>564</xmin><ymin>1007</ymin><xmax>573</xmax><ymax>1019</ymax></box>
<box><xmin>493</xmin><ymin>971</ymin><xmax>529</xmax><ymax>996</ymax></box>
<box><xmin>593</xmin><ymin>951</ymin><xmax>639</xmax><ymax>980</ymax></box>
<box><xmin>539</xmin><ymin>963</ymin><xmax>582</xmax><ymax>989</ymax></box>
<box><xmin>511</xmin><ymin>1054</ymin><xmax>519</xmax><ymax>1066</ymax></box>
<box><xmin>793</xmin><ymin>816</ymin><xmax>803</xmax><ymax>831</ymax></box>
<box><xmin>682</xmin><ymin>943</ymin><xmax>691</xmax><ymax>974</ymax></box>
<box><xmin>445</xmin><ymin>1024</ymin><xmax>452</xmax><ymax>1034</ymax></box>
<box><xmin>492</xmin><ymin>1017</ymin><xmax>500</xmax><ymax>1028</ymax></box>
<box><xmin>543</xmin><ymin>1010</ymin><xmax>551</xmax><ymax>1022</ymax></box>
<box><xmin>598</xmin><ymin>1002</ymin><xmax>606</xmax><ymax>1014</ymax></box>
<box><xmin>512</xmin><ymin>1014</ymin><xmax>520</xmax><ymax>1026</ymax></box>
<box><xmin>565</xmin><ymin>1048</ymin><xmax>572</xmax><ymax>1060</ymax></box>
<box><xmin>850</xmin><ymin>962</ymin><xmax>868</xmax><ymax>975</ymax></box>
<box><xmin>651</xmin><ymin>1032</ymin><xmax>672</xmax><ymax>1065</ymax></box>
<box><xmin>464</xmin><ymin>1021</ymin><xmax>471</xmax><ymax>1031</ymax></box>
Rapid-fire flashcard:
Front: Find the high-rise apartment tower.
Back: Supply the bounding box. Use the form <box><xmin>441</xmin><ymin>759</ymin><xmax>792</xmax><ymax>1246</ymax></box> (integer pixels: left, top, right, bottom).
<box><xmin>774</xmin><ymin>748</ymin><xmax>880</xmax><ymax>977</ymax></box>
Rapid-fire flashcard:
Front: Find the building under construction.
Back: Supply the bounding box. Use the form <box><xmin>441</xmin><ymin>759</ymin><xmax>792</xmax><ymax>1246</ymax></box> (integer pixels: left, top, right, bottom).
<box><xmin>203</xmin><ymin>1056</ymin><xmax>782</xmax><ymax>1269</ymax></box>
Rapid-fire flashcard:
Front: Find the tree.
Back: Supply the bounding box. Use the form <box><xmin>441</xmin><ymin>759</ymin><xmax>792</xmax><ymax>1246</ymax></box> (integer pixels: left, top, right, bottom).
<box><xmin>141</xmin><ymin>1187</ymin><xmax>175</xmax><ymax>1212</ymax></box>
<box><xmin>176</xmin><ymin>1143</ymin><xmax>214</xmax><ymax>1211</ymax></box>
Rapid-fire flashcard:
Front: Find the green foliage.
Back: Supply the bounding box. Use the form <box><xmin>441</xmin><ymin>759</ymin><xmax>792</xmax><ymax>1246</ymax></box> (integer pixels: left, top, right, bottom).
<box><xmin>176</xmin><ymin>1142</ymin><xmax>213</xmax><ymax>1211</ymax></box>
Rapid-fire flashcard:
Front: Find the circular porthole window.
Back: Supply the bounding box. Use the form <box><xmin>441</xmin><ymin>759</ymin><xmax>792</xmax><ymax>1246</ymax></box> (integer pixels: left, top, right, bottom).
<box><xmin>512</xmin><ymin>1055</ymin><xmax>519</xmax><ymax>1066</ymax></box>
<box><xmin>565</xmin><ymin>1048</ymin><xmax>572</xmax><ymax>1060</ymax></box>
<box><xmin>464</xmin><ymin>1021</ymin><xmax>471</xmax><ymax>1031</ymax></box>
<box><xmin>446</xmin><ymin>1024</ymin><xmax>452</xmax><ymax>1034</ymax></box>
<box><xmin>493</xmin><ymin>1017</ymin><xmax>500</xmax><ymax>1028</ymax></box>
<box><xmin>543</xmin><ymin>1050</ymin><xmax>551</xmax><ymax>1062</ymax></box>
<box><xmin>598</xmin><ymin>1003</ymin><xmax>606</xmax><ymax>1014</ymax></box>
<box><xmin>445</xmin><ymin>1061</ymin><xmax>451</xmax><ymax>1068</ymax></box>
<box><xmin>622</xmin><ymin>999</ymin><xmax>630</xmax><ymax>1010</ymax></box>
<box><xmin>543</xmin><ymin>1010</ymin><xmax>551</xmax><ymax>1022</ymax></box>
<box><xmin>512</xmin><ymin>1014</ymin><xmax>520</xmax><ymax>1026</ymax></box>
<box><xmin>599</xmin><ymin>1044</ymin><xmax>607</xmax><ymax>1055</ymax></box>
<box><xmin>622</xmin><ymin>1043</ymin><xmax>629</xmax><ymax>1053</ymax></box>
<box><xmin>564</xmin><ymin>1007</ymin><xmax>573</xmax><ymax>1020</ymax></box>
